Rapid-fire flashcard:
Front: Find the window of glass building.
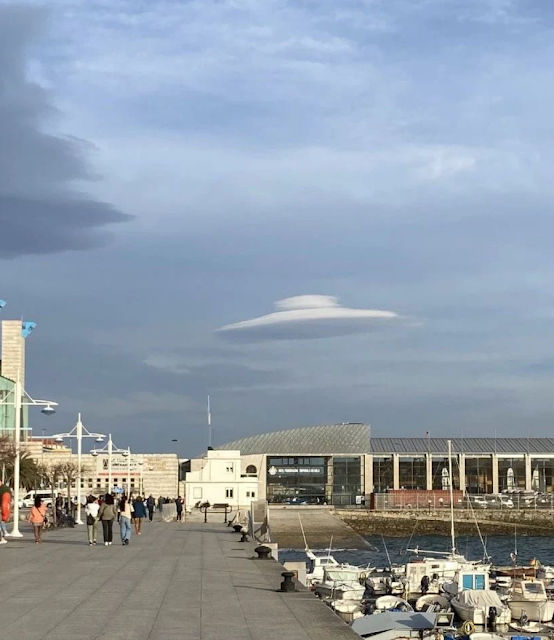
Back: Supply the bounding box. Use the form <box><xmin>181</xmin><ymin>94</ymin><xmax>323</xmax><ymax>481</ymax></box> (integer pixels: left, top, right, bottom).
<box><xmin>332</xmin><ymin>457</ymin><xmax>361</xmax><ymax>505</ymax></box>
<box><xmin>398</xmin><ymin>456</ymin><xmax>426</xmax><ymax>490</ymax></box>
<box><xmin>498</xmin><ymin>457</ymin><xmax>525</xmax><ymax>491</ymax></box>
<box><xmin>465</xmin><ymin>456</ymin><xmax>493</xmax><ymax>494</ymax></box>
<box><xmin>531</xmin><ymin>458</ymin><xmax>553</xmax><ymax>493</ymax></box>
<box><xmin>431</xmin><ymin>456</ymin><xmax>459</xmax><ymax>490</ymax></box>
<box><xmin>266</xmin><ymin>456</ymin><xmax>328</xmax><ymax>504</ymax></box>
<box><xmin>373</xmin><ymin>456</ymin><xmax>393</xmax><ymax>493</ymax></box>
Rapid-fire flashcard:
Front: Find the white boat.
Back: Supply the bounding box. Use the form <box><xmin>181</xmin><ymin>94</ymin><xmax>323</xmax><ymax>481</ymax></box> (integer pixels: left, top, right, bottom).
<box><xmin>331</xmin><ymin>600</ymin><xmax>364</xmax><ymax>623</ymax></box>
<box><xmin>507</xmin><ymin>578</ymin><xmax>554</xmax><ymax>623</ymax></box>
<box><xmin>450</xmin><ymin>590</ymin><xmax>511</xmax><ymax>625</ymax></box>
<box><xmin>415</xmin><ymin>594</ymin><xmax>450</xmax><ymax>612</ymax></box>
<box><xmin>374</xmin><ymin>596</ymin><xmax>413</xmax><ymax>612</ymax></box>
<box><xmin>508</xmin><ymin>621</ymin><xmax>547</xmax><ymax>634</ymax></box>
<box><xmin>314</xmin><ymin>566</ymin><xmax>367</xmax><ymax>601</ymax></box>
<box><xmin>305</xmin><ymin>549</ymin><xmax>341</xmax><ymax>585</ymax></box>
<box><xmin>351</xmin><ymin>610</ymin><xmax>437</xmax><ymax>640</ymax></box>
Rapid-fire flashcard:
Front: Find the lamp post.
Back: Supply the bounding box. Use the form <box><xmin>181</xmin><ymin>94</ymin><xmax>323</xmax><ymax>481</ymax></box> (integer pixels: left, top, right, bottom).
<box><xmin>0</xmin><ymin>372</ymin><xmax>58</xmax><ymax>537</ymax></box>
<box><xmin>90</xmin><ymin>434</ymin><xmax>129</xmax><ymax>495</ymax></box>
<box><xmin>49</xmin><ymin>413</ymin><xmax>105</xmax><ymax>525</ymax></box>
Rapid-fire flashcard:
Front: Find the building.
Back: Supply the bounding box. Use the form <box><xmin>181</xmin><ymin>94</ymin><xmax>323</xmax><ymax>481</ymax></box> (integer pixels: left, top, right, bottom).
<box><xmin>208</xmin><ymin>423</ymin><xmax>554</xmax><ymax>505</ymax></box>
<box><xmin>184</xmin><ymin>449</ymin><xmax>258</xmax><ymax>508</ymax></box>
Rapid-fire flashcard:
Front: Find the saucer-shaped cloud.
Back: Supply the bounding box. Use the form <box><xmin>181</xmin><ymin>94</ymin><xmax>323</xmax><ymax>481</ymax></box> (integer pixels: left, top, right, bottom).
<box><xmin>217</xmin><ymin>295</ymin><xmax>398</xmax><ymax>341</ymax></box>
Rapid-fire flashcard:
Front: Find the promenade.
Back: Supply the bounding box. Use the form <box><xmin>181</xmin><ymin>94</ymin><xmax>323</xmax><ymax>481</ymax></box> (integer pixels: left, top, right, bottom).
<box><xmin>0</xmin><ymin>514</ymin><xmax>358</xmax><ymax>640</ymax></box>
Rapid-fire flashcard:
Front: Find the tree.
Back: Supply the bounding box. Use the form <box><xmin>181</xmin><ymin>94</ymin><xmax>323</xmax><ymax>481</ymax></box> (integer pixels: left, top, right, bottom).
<box><xmin>0</xmin><ymin>436</ymin><xmax>40</xmax><ymax>489</ymax></box>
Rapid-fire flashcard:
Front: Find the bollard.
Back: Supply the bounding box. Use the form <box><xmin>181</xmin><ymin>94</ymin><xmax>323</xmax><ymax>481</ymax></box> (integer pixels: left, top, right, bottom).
<box><xmin>239</xmin><ymin>527</ymin><xmax>249</xmax><ymax>542</ymax></box>
<box><xmin>254</xmin><ymin>545</ymin><xmax>272</xmax><ymax>559</ymax></box>
<box><xmin>232</xmin><ymin>523</ymin><xmax>243</xmax><ymax>533</ymax></box>
<box><xmin>280</xmin><ymin>571</ymin><xmax>296</xmax><ymax>592</ymax></box>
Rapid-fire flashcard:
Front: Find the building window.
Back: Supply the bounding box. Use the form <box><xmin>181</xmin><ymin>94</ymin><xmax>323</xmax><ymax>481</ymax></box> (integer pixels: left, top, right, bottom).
<box><xmin>245</xmin><ymin>465</ymin><xmax>257</xmax><ymax>475</ymax></box>
<box><xmin>246</xmin><ymin>491</ymin><xmax>256</xmax><ymax>498</ymax></box>
<box><xmin>225</xmin><ymin>488</ymin><xmax>234</xmax><ymax>499</ymax></box>
<box><xmin>398</xmin><ymin>456</ymin><xmax>426</xmax><ymax>490</ymax></box>
<box><xmin>226</xmin><ymin>464</ymin><xmax>234</xmax><ymax>473</ymax></box>
<box><xmin>373</xmin><ymin>456</ymin><xmax>393</xmax><ymax>493</ymax></box>
<box><xmin>193</xmin><ymin>487</ymin><xmax>202</xmax><ymax>499</ymax></box>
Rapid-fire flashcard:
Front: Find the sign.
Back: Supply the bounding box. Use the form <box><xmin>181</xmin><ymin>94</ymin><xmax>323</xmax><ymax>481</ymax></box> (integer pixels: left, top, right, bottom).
<box><xmin>95</xmin><ymin>455</ymin><xmax>141</xmax><ymax>475</ymax></box>
<box><xmin>268</xmin><ymin>465</ymin><xmax>323</xmax><ymax>476</ymax></box>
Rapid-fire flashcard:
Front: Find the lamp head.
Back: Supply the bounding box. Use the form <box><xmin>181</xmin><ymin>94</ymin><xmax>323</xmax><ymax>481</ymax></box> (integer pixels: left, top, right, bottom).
<box><xmin>90</xmin><ymin>451</ymin><xmax>98</xmax><ymax>457</ymax></box>
<box><xmin>95</xmin><ymin>436</ymin><xmax>104</xmax><ymax>443</ymax></box>
<box><xmin>55</xmin><ymin>436</ymin><xmax>64</xmax><ymax>443</ymax></box>
<box><xmin>41</xmin><ymin>405</ymin><xmax>56</xmax><ymax>416</ymax></box>
<box><xmin>122</xmin><ymin>450</ymin><xmax>129</xmax><ymax>457</ymax></box>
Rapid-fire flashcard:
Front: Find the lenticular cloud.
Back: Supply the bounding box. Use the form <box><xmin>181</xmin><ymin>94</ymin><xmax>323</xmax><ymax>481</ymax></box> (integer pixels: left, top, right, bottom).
<box><xmin>217</xmin><ymin>295</ymin><xmax>398</xmax><ymax>341</ymax></box>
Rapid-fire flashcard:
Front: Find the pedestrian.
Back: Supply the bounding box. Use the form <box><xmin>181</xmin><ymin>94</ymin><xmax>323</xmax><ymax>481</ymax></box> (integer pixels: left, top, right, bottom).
<box><xmin>119</xmin><ymin>494</ymin><xmax>132</xmax><ymax>545</ymax></box>
<box><xmin>146</xmin><ymin>494</ymin><xmax>155</xmax><ymax>521</ymax></box>
<box><xmin>98</xmin><ymin>493</ymin><xmax>116</xmax><ymax>546</ymax></box>
<box><xmin>85</xmin><ymin>495</ymin><xmax>99</xmax><ymax>546</ymax></box>
<box><xmin>175</xmin><ymin>496</ymin><xmax>184</xmax><ymax>521</ymax></box>
<box><xmin>0</xmin><ymin>482</ymin><xmax>12</xmax><ymax>545</ymax></box>
<box><xmin>132</xmin><ymin>496</ymin><xmax>146</xmax><ymax>535</ymax></box>
<box><xmin>28</xmin><ymin>496</ymin><xmax>47</xmax><ymax>543</ymax></box>
<box><xmin>157</xmin><ymin>496</ymin><xmax>163</xmax><ymax>513</ymax></box>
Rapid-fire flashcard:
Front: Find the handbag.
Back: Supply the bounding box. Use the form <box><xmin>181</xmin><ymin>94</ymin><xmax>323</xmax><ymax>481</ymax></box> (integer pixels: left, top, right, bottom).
<box><xmin>86</xmin><ymin>513</ymin><xmax>95</xmax><ymax>525</ymax></box>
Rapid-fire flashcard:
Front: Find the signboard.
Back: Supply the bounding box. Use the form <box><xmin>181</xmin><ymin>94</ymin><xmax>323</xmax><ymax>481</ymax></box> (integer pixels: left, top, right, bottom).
<box><xmin>95</xmin><ymin>455</ymin><xmax>141</xmax><ymax>475</ymax></box>
<box><xmin>268</xmin><ymin>465</ymin><xmax>323</xmax><ymax>476</ymax></box>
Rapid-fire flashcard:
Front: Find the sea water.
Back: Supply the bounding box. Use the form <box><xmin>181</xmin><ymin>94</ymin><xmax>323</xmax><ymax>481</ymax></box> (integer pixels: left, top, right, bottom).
<box><xmin>279</xmin><ymin>534</ymin><xmax>554</xmax><ymax>567</ymax></box>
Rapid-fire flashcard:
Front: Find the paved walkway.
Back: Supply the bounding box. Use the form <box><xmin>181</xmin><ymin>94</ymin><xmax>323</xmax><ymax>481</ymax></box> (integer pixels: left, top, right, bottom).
<box><xmin>0</xmin><ymin>514</ymin><xmax>359</xmax><ymax>640</ymax></box>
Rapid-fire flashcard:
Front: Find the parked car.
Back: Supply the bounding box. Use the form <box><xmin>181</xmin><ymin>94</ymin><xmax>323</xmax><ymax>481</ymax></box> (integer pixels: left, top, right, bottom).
<box><xmin>18</xmin><ymin>490</ymin><xmax>53</xmax><ymax>508</ymax></box>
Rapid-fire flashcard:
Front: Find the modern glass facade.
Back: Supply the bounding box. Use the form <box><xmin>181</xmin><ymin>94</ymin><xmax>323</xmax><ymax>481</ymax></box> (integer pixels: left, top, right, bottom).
<box><xmin>398</xmin><ymin>456</ymin><xmax>426</xmax><ymax>490</ymax></box>
<box><xmin>431</xmin><ymin>456</ymin><xmax>459</xmax><ymax>490</ymax></box>
<box><xmin>373</xmin><ymin>456</ymin><xmax>393</xmax><ymax>493</ymax></box>
<box><xmin>498</xmin><ymin>457</ymin><xmax>526</xmax><ymax>491</ymax></box>
<box><xmin>332</xmin><ymin>457</ymin><xmax>361</xmax><ymax>505</ymax></box>
<box><xmin>266</xmin><ymin>456</ymin><xmax>328</xmax><ymax>504</ymax></box>
<box><xmin>531</xmin><ymin>458</ymin><xmax>553</xmax><ymax>493</ymax></box>
<box><xmin>465</xmin><ymin>456</ymin><xmax>493</xmax><ymax>494</ymax></box>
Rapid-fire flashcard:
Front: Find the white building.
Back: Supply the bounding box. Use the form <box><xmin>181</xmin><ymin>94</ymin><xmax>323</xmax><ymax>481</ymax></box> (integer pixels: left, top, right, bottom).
<box><xmin>184</xmin><ymin>449</ymin><xmax>258</xmax><ymax>508</ymax></box>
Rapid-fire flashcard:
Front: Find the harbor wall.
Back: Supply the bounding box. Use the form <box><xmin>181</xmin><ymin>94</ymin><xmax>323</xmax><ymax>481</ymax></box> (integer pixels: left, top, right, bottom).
<box><xmin>338</xmin><ymin>508</ymin><xmax>554</xmax><ymax>537</ymax></box>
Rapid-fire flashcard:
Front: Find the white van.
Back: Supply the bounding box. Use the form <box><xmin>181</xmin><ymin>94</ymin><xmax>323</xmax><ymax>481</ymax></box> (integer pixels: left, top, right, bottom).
<box><xmin>18</xmin><ymin>490</ymin><xmax>54</xmax><ymax>508</ymax></box>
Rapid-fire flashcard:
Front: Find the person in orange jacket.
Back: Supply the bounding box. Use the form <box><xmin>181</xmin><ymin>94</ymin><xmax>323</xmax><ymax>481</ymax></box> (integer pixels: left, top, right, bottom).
<box><xmin>0</xmin><ymin>482</ymin><xmax>12</xmax><ymax>544</ymax></box>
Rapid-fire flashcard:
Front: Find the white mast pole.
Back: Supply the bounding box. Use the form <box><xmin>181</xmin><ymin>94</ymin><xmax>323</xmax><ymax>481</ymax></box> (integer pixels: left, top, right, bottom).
<box><xmin>10</xmin><ymin>373</ymin><xmax>23</xmax><ymax>537</ymax></box>
<box><xmin>207</xmin><ymin>395</ymin><xmax>212</xmax><ymax>448</ymax></box>
<box><xmin>448</xmin><ymin>439</ymin><xmax>455</xmax><ymax>554</ymax></box>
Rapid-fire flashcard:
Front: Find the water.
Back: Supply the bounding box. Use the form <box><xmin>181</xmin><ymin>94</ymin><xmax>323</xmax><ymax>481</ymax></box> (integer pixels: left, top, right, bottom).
<box><xmin>279</xmin><ymin>534</ymin><xmax>554</xmax><ymax>567</ymax></box>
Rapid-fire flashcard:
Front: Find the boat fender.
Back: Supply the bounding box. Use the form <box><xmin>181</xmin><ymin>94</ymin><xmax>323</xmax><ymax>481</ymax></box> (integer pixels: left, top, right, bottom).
<box><xmin>460</xmin><ymin>621</ymin><xmax>475</xmax><ymax>635</ymax></box>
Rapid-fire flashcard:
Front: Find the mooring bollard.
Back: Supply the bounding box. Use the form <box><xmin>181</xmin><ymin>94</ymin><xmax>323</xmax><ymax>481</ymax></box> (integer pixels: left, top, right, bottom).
<box><xmin>239</xmin><ymin>527</ymin><xmax>249</xmax><ymax>542</ymax></box>
<box><xmin>280</xmin><ymin>571</ymin><xmax>296</xmax><ymax>592</ymax></box>
<box><xmin>254</xmin><ymin>545</ymin><xmax>272</xmax><ymax>559</ymax></box>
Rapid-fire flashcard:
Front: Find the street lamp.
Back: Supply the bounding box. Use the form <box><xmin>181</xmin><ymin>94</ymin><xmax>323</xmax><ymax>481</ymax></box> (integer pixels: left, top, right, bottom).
<box><xmin>49</xmin><ymin>413</ymin><xmax>105</xmax><ymax>525</ymax></box>
<box><xmin>90</xmin><ymin>434</ymin><xmax>129</xmax><ymax>495</ymax></box>
<box><xmin>0</xmin><ymin>372</ymin><xmax>58</xmax><ymax>537</ymax></box>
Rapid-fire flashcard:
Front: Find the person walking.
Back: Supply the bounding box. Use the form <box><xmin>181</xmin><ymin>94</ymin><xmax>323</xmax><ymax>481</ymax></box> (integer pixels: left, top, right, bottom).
<box><xmin>98</xmin><ymin>493</ymin><xmax>116</xmax><ymax>546</ymax></box>
<box><xmin>132</xmin><ymin>496</ymin><xmax>146</xmax><ymax>535</ymax></box>
<box><xmin>175</xmin><ymin>496</ymin><xmax>184</xmax><ymax>521</ymax></box>
<box><xmin>28</xmin><ymin>496</ymin><xmax>47</xmax><ymax>544</ymax></box>
<box><xmin>0</xmin><ymin>482</ymin><xmax>12</xmax><ymax>544</ymax></box>
<box><xmin>85</xmin><ymin>495</ymin><xmax>99</xmax><ymax>546</ymax></box>
<box><xmin>119</xmin><ymin>495</ymin><xmax>132</xmax><ymax>545</ymax></box>
<box><xmin>146</xmin><ymin>494</ymin><xmax>155</xmax><ymax>522</ymax></box>
<box><xmin>157</xmin><ymin>495</ymin><xmax>163</xmax><ymax>514</ymax></box>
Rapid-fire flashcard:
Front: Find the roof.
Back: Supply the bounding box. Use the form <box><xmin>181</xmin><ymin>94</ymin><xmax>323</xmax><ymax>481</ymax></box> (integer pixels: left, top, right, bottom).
<box><xmin>219</xmin><ymin>426</ymin><xmax>554</xmax><ymax>456</ymax></box>
<box><xmin>370</xmin><ymin>437</ymin><xmax>554</xmax><ymax>455</ymax></box>
<box><xmin>219</xmin><ymin>423</ymin><xmax>371</xmax><ymax>455</ymax></box>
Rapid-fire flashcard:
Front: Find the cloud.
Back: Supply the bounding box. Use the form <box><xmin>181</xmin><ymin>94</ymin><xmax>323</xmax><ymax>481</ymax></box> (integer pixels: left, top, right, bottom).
<box><xmin>217</xmin><ymin>295</ymin><xmax>398</xmax><ymax>341</ymax></box>
<box><xmin>0</xmin><ymin>6</ymin><xmax>129</xmax><ymax>259</ymax></box>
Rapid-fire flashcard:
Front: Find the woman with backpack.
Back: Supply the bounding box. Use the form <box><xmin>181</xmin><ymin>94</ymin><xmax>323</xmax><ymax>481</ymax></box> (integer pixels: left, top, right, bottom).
<box><xmin>98</xmin><ymin>493</ymin><xmax>116</xmax><ymax>545</ymax></box>
<box><xmin>85</xmin><ymin>495</ymin><xmax>99</xmax><ymax>546</ymax></box>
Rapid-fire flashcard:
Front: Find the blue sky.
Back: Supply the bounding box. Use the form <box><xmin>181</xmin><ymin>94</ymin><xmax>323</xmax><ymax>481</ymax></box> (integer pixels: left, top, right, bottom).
<box><xmin>1</xmin><ymin>0</ymin><xmax>554</xmax><ymax>455</ymax></box>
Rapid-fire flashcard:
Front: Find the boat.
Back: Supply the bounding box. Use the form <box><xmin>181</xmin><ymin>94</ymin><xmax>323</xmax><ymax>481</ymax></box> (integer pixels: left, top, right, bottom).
<box><xmin>508</xmin><ymin>620</ymin><xmax>548</xmax><ymax>634</ymax></box>
<box><xmin>450</xmin><ymin>589</ymin><xmax>511</xmax><ymax>625</ymax></box>
<box><xmin>313</xmin><ymin>566</ymin><xmax>367</xmax><ymax>601</ymax></box>
<box><xmin>331</xmin><ymin>600</ymin><xmax>364</xmax><ymax>623</ymax></box>
<box><xmin>374</xmin><ymin>596</ymin><xmax>413</xmax><ymax>612</ymax></box>
<box><xmin>507</xmin><ymin>578</ymin><xmax>554</xmax><ymax>623</ymax></box>
<box><xmin>414</xmin><ymin>594</ymin><xmax>450</xmax><ymax>612</ymax></box>
<box><xmin>351</xmin><ymin>610</ymin><xmax>438</xmax><ymax>640</ymax></box>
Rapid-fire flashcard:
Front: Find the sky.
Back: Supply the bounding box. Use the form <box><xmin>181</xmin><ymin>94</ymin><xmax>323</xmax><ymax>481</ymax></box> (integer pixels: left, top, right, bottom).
<box><xmin>1</xmin><ymin>0</ymin><xmax>554</xmax><ymax>456</ymax></box>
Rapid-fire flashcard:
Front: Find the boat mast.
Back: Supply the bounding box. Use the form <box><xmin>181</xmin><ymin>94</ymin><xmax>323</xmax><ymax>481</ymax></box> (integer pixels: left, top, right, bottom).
<box><xmin>448</xmin><ymin>439</ymin><xmax>456</xmax><ymax>554</ymax></box>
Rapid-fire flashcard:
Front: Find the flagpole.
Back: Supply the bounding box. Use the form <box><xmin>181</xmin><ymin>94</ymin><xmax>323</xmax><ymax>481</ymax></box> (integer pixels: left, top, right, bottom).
<box><xmin>207</xmin><ymin>395</ymin><xmax>212</xmax><ymax>448</ymax></box>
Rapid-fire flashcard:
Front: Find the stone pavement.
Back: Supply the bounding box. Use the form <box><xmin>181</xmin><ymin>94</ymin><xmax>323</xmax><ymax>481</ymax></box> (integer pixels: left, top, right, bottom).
<box><xmin>0</xmin><ymin>514</ymin><xmax>359</xmax><ymax>640</ymax></box>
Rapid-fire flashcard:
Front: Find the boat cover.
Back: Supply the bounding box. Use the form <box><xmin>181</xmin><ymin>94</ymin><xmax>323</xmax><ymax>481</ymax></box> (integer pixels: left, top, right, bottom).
<box><xmin>455</xmin><ymin>590</ymin><xmax>504</xmax><ymax>608</ymax></box>
<box><xmin>351</xmin><ymin>611</ymin><xmax>436</xmax><ymax>637</ymax></box>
